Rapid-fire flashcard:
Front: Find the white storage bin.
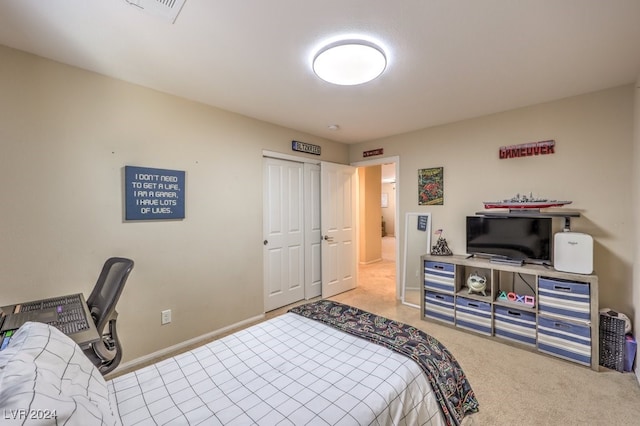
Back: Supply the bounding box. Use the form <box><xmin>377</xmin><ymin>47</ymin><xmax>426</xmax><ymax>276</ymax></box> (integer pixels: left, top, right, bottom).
<box><xmin>424</xmin><ymin>291</ymin><xmax>455</xmax><ymax>324</ymax></box>
<box><xmin>494</xmin><ymin>306</ymin><xmax>536</xmax><ymax>347</ymax></box>
<box><xmin>424</xmin><ymin>261</ymin><xmax>455</xmax><ymax>293</ymax></box>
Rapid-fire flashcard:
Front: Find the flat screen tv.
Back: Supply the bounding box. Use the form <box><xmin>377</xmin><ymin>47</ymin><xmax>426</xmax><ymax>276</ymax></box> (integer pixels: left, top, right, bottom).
<box><xmin>466</xmin><ymin>216</ymin><xmax>552</xmax><ymax>263</ymax></box>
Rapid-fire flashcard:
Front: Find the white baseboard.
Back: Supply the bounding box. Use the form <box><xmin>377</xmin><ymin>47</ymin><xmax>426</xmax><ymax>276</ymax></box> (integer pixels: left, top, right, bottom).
<box><xmin>107</xmin><ymin>313</ymin><xmax>265</xmax><ymax>378</ymax></box>
<box><xmin>359</xmin><ymin>257</ymin><xmax>383</xmax><ymax>265</ymax></box>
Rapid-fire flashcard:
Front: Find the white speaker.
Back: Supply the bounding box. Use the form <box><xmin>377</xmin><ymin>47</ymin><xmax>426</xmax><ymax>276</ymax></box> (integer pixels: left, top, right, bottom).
<box><xmin>554</xmin><ymin>232</ymin><xmax>593</xmax><ymax>274</ymax></box>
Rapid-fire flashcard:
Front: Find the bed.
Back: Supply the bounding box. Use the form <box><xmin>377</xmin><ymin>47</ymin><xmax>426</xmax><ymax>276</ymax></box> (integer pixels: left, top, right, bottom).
<box><xmin>0</xmin><ymin>300</ymin><xmax>478</xmax><ymax>425</ymax></box>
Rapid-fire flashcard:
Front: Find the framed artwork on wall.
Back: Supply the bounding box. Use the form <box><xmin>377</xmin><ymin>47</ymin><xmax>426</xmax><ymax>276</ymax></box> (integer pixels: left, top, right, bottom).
<box><xmin>418</xmin><ymin>167</ymin><xmax>443</xmax><ymax>205</ymax></box>
<box><xmin>124</xmin><ymin>165</ymin><xmax>186</xmax><ymax>220</ymax></box>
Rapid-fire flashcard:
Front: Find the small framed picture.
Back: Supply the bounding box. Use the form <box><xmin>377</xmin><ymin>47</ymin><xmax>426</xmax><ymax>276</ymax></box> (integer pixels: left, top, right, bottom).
<box><xmin>418</xmin><ymin>167</ymin><xmax>443</xmax><ymax>205</ymax></box>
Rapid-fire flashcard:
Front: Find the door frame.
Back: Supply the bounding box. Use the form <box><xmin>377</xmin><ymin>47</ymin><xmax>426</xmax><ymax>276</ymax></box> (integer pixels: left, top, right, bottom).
<box><xmin>263</xmin><ymin>150</ymin><xmax>321</xmax><ymax>165</ymax></box>
<box><xmin>351</xmin><ymin>156</ymin><xmax>401</xmax><ymax>299</ymax></box>
<box><xmin>262</xmin><ymin>151</ymin><xmax>400</xmax><ymax>303</ymax></box>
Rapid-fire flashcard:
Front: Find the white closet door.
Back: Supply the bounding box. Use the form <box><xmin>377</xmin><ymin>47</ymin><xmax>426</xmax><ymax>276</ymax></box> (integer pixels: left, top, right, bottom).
<box><xmin>304</xmin><ymin>163</ymin><xmax>322</xmax><ymax>299</ymax></box>
<box><xmin>263</xmin><ymin>158</ymin><xmax>305</xmax><ymax>311</ymax></box>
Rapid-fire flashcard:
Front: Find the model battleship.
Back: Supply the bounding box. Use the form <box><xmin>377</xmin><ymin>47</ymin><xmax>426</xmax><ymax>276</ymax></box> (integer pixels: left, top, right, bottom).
<box><xmin>483</xmin><ymin>193</ymin><xmax>572</xmax><ymax>210</ymax></box>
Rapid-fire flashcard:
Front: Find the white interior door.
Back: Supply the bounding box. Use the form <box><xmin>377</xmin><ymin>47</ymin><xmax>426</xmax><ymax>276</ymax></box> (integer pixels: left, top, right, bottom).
<box><xmin>321</xmin><ymin>161</ymin><xmax>357</xmax><ymax>298</ymax></box>
<box><xmin>263</xmin><ymin>158</ymin><xmax>305</xmax><ymax>311</ymax></box>
<box><xmin>304</xmin><ymin>163</ymin><xmax>322</xmax><ymax>299</ymax></box>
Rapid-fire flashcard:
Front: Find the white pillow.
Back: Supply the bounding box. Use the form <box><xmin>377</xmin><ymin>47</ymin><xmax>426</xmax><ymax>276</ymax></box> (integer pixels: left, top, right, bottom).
<box><xmin>0</xmin><ymin>322</ymin><xmax>121</xmax><ymax>425</ymax></box>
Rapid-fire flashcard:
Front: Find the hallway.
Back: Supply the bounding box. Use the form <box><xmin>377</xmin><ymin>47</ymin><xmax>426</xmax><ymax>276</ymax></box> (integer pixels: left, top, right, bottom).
<box><xmin>358</xmin><ymin>236</ymin><xmax>421</xmax><ymax>307</ymax></box>
<box><xmin>355</xmin><ymin>236</ymin><xmax>399</xmax><ymax>304</ymax></box>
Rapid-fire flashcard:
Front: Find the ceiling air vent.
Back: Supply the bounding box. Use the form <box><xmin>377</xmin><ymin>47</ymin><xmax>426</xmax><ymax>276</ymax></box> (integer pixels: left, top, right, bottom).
<box><xmin>123</xmin><ymin>0</ymin><xmax>187</xmax><ymax>24</ymax></box>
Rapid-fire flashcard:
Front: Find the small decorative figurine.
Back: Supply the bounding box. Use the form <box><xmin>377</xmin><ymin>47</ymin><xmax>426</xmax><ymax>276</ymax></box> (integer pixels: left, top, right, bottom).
<box><xmin>467</xmin><ymin>271</ymin><xmax>487</xmax><ymax>296</ymax></box>
<box><xmin>431</xmin><ymin>229</ymin><xmax>453</xmax><ymax>256</ymax></box>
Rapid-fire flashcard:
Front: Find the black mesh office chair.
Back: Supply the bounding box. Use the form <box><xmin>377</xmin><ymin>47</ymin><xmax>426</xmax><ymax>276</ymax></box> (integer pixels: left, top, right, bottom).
<box><xmin>83</xmin><ymin>257</ymin><xmax>134</xmax><ymax>375</ymax></box>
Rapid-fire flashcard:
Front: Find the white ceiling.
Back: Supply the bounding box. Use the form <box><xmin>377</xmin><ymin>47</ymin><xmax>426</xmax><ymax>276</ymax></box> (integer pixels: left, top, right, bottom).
<box><xmin>1</xmin><ymin>0</ymin><xmax>639</xmax><ymax>144</ymax></box>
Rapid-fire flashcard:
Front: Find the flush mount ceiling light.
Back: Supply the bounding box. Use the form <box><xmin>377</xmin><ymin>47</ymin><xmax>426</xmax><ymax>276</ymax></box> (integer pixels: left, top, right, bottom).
<box><xmin>312</xmin><ymin>40</ymin><xmax>387</xmax><ymax>86</ymax></box>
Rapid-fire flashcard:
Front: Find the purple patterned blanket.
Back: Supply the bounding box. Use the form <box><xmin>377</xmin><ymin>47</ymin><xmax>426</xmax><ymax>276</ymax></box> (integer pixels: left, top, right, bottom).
<box><xmin>289</xmin><ymin>300</ymin><xmax>479</xmax><ymax>425</ymax></box>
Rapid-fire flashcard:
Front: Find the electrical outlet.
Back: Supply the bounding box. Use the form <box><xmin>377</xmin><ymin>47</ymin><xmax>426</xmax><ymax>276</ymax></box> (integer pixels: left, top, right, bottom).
<box><xmin>161</xmin><ymin>309</ymin><xmax>171</xmax><ymax>325</ymax></box>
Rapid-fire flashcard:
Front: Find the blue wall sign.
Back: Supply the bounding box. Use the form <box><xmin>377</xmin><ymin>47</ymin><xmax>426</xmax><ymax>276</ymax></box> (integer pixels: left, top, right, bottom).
<box><xmin>125</xmin><ymin>166</ymin><xmax>185</xmax><ymax>220</ymax></box>
<box><xmin>417</xmin><ymin>215</ymin><xmax>429</xmax><ymax>231</ymax></box>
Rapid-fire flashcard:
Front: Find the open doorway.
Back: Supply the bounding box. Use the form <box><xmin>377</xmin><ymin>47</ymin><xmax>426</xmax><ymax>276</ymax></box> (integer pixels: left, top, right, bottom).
<box><xmin>353</xmin><ymin>157</ymin><xmax>399</xmax><ymax>299</ymax></box>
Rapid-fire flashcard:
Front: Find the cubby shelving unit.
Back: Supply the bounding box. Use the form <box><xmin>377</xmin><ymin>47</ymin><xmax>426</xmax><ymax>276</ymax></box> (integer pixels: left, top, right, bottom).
<box><xmin>421</xmin><ymin>253</ymin><xmax>599</xmax><ymax>371</ymax></box>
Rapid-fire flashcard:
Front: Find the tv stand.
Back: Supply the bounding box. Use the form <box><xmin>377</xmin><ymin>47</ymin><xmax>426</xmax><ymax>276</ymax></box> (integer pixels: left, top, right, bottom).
<box><xmin>421</xmin><ymin>254</ymin><xmax>599</xmax><ymax>371</ymax></box>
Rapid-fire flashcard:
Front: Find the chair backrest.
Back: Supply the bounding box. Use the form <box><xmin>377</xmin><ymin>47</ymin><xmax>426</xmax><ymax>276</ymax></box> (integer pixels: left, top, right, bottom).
<box><xmin>86</xmin><ymin>257</ymin><xmax>134</xmax><ymax>333</ymax></box>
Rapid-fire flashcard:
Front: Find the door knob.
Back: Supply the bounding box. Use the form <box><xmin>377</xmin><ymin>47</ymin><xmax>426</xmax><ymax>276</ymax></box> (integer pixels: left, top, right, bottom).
<box><xmin>263</xmin><ymin>240</ymin><xmax>268</xmax><ymax>245</ymax></box>
<box><xmin>323</xmin><ymin>235</ymin><xmax>334</xmax><ymax>242</ymax></box>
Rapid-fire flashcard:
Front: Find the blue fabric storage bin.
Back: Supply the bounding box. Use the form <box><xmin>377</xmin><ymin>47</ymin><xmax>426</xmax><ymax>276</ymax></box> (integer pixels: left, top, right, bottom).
<box><xmin>494</xmin><ymin>306</ymin><xmax>536</xmax><ymax>347</ymax></box>
<box><xmin>538</xmin><ymin>277</ymin><xmax>591</xmax><ymax>322</ymax></box>
<box><xmin>538</xmin><ymin>316</ymin><xmax>591</xmax><ymax>366</ymax></box>
<box><xmin>625</xmin><ymin>335</ymin><xmax>637</xmax><ymax>372</ymax></box>
<box><xmin>455</xmin><ymin>297</ymin><xmax>492</xmax><ymax>336</ymax></box>
<box><xmin>424</xmin><ymin>291</ymin><xmax>455</xmax><ymax>324</ymax></box>
<box><xmin>424</xmin><ymin>261</ymin><xmax>455</xmax><ymax>293</ymax></box>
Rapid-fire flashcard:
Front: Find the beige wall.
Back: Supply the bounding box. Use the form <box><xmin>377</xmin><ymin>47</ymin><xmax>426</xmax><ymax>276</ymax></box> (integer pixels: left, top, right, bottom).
<box><xmin>382</xmin><ymin>182</ymin><xmax>396</xmax><ymax>236</ymax></box>
<box><xmin>350</xmin><ymin>85</ymin><xmax>635</xmax><ymax>316</ymax></box>
<box><xmin>358</xmin><ymin>166</ymin><xmax>382</xmax><ymax>263</ymax></box>
<box><xmin>0</xmin><ymin>45</ymin><xmax>348</xmax><ymax>362</ymax></box>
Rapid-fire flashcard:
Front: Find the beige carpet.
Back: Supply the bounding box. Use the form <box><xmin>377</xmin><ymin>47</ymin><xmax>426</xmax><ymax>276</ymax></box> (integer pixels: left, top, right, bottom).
<box><xmin>333</xmin><ymin>258</ymin><xmax>640</xmax><ymax>426</ymax></box>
